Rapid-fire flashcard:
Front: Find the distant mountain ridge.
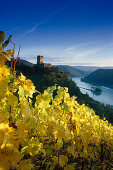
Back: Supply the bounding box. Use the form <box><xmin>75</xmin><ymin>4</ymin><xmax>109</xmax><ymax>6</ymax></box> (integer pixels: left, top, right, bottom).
<box><xmin>73</xmin><ymin>66</ymin><xmax>113</xmax><ymax>72</ymax></box>
<box><xmin>53</xmin><ymin>65</ymin><xmax>89</xmax><ymax>77</ymax></box>
<box><xmin>17</xmin><ymin>59</ymin><xmax>113</xmax><ymax>80</ymax></box>
<box><xmin>17</xmin><ymin>60</ymin><xmax>89</xmax><ymax>77</ymax></box>
<box><xmin>83</xmin><ymin>69</ymin><xmax>113</xmax><ymax>88</ymax></box>
<box><xmin>18</xmin><ymin>59</ymin><xmax>94</xmax><ymax>77</ymax></box>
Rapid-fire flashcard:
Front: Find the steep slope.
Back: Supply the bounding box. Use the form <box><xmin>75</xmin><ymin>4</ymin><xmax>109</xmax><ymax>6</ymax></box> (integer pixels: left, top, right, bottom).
<box><xmin>83</xmin><ymin>69</ymin><xmax>113</xmax><ymax>88</ymax></box>
<box><xmin>19</xmin><ymin>59</ymin><xmax>34</xmax><ymax>67</ymax></box>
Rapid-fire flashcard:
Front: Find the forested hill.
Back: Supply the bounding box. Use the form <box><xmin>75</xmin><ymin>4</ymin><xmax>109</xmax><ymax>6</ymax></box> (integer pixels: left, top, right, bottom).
<box><xmin>19</xmin><ymin>59</ymin><xmax>34</xmax><ymax>67</ymax></box>
<box><xmin>8</xmin><ymin>61</ymin><xmax>113</xmax><ymax>124</ymax></box>
<box><xmin>53</xmin><ymin>65</ymin><xmax>88</xmax><ymax>77</ymax></box>
<box><xmin>83</xmin><ymin>69</ymin><xmax>113</xmax><ymax>88</ymax></box>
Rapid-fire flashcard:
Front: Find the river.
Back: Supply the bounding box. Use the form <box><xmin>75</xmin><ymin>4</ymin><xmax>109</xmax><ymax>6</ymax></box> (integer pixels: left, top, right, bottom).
<box><xmin>72</xmin><ymin>77</ymin><xmax>113</xmax><ymax>106</ymax></box>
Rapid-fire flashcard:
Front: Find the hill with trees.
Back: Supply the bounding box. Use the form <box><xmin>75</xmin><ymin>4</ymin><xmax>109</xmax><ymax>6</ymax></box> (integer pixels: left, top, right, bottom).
<box><xmin>83</xmin><ymin>69</ymin><xmax>113</xmax><ymax>88</ymax></box>
<box><xmin>53</xmin><ymin>65</ymin><xmax>88</xmax><ymax>77</ymax></box>
<box><xmin>19</xmin><ymin>59</ymin><xmax>34</xmax><ymax>67</ymax></box>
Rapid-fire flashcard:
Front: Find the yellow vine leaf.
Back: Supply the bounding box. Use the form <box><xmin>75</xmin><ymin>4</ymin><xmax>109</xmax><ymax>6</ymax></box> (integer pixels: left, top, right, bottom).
<box><xmin>52</xmin><ymin>156</ymin><xmax>58</xmax><ymax>165</ymax></box>
<box><xmin>59</xmin><ymin>155</ymin><xmax>68</xmax><ymax>167</ymax></box>
<box><xmin>18</xmin><ymin>159</ymin><xmax>34</xmax><ymax>170</ymax></box>
<box><xmin>64</xmin><ymin>165</ymin><xmax>75</xmax><ymax>170</ymax></box>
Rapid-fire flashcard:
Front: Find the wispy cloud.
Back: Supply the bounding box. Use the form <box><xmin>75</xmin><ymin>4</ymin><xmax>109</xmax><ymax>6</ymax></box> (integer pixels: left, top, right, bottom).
<box><xmin>64</xmin><ymin>41</ymin><xmax>103</xmax><ymax>52</ymax></box>
<box><xmin>25</xmin><ymin>24</ymin><xmax>38</xmax><ymax>34</ymax></box>
<box><xmin>73</xmin><ymin>48</ymin><xmax>103</xmax><ymax>58</ymax></box>
<box><xmin>20</xmin><ymin>44</ymin><xmax>106</xmax><ymax>66</ymax></box>
<box><xmin>21</xmin><ymin>0</ymin><xmax>75</xmax><ymax>37</ymax></box>
<box><xmin>18</xmin><ymin>38</ymin><xmax>113</xmax><ymax>66</ymax></box>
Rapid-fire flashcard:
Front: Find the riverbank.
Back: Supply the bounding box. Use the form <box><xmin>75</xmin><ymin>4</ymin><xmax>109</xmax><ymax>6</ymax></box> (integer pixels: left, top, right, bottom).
<box><xmin>72</xmin><ymin>77</ymin><xmax>113</xmax><ymax>106</ymax></box>
<box><xmin>82</xmin><ymin>78</ymin><xmax>113</xmax><ymax>89</ymax></box>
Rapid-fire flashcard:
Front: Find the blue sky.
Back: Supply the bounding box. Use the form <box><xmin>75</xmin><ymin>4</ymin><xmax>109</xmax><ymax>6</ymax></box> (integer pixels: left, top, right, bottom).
<box><xmin>1</xmin><ymin>0</ymin><xmax>113</xmax><ymax>66</ymax></box>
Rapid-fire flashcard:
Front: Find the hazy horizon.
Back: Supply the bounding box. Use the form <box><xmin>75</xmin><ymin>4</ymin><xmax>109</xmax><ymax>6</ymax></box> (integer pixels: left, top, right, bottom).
<box><xmin>20</xmin><ymin>58</ymin><xmax>113</xmax><ymax>67</ymax></box>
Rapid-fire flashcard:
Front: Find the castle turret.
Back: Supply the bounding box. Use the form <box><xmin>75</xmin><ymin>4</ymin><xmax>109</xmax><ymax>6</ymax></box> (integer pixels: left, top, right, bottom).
<box><xmin>37</xmin><ymin>55</ymin><xmax>43</xmax><ymax>64</ymax></box>
<box><xmin>36</xmin><ymin>55</ymin><xmax>52</xmax><ymax>67</ymax></box>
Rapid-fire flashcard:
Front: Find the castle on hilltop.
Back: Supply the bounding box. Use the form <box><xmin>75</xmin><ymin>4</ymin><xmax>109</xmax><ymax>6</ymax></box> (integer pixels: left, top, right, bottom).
<box><xmin>36</xmin><ymin>55</ymin><xmax>52</xmax><ymax>67</ymax></box>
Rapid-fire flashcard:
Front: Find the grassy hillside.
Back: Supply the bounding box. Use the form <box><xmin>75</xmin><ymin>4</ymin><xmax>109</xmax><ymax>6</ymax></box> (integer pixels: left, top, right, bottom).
<box><xmin>83</xmin><ymin>69</ymin><xmax>113</xmax><ymax>88</ymax></box>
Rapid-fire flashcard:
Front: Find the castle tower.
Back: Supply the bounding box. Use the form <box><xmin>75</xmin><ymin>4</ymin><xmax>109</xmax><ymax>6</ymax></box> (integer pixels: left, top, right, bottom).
<box><xmin>37</xmin><ymin>55</ymin><xmax>43</xmax><ymax>64</ymax></box>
